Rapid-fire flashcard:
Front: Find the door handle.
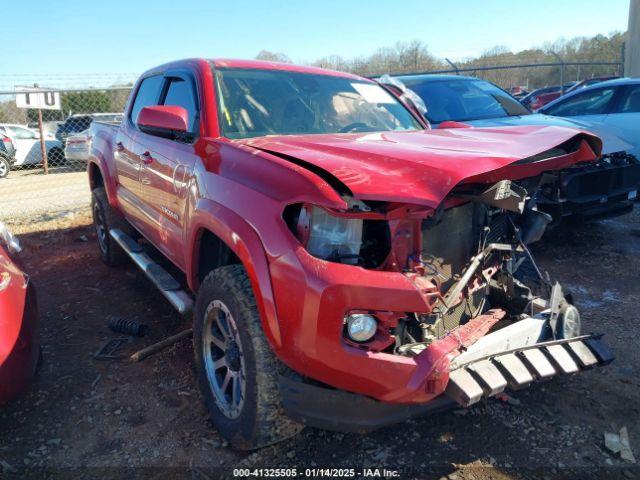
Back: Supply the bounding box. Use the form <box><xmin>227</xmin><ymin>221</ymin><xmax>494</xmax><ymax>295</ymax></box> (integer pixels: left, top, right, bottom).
<box><xmin>115</xmin><ymin>141</ymin><xmax>124</xmax><ymax>152</ymax></box>
<box><xmin>138</xmin><ymin>151</ymin><xmax>154</xmax><ymax>164</ymax></box>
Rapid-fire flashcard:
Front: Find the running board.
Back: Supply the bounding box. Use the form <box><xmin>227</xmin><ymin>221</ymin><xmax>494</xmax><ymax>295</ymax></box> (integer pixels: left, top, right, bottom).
<box><xmin>110</xmin><ymin>229</ymin><xmax>194</xmax><ymax>316</ymax></box>
<box><xmin>445</xmin><ymin>335</ymin><xmax>613</xmax><ymax>407</ymax></box>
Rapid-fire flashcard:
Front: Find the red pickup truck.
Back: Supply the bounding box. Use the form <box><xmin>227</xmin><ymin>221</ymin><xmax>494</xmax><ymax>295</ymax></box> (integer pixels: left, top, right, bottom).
<box><xmin>88</xmin><ymin>58</ymin><xmax>613</xmax><ymax>449</ymax></box>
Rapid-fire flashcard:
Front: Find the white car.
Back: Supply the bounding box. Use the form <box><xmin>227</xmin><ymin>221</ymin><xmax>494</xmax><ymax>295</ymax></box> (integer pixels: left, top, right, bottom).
<box><xmin>0</xmin><ymin>124</ymin><xmax>65</xmax><ymax>167</ymax></box>
<box><xmin>64</xmin><ymin>130</ymin><xmax>91</xmax><ymax>161</ymax></box>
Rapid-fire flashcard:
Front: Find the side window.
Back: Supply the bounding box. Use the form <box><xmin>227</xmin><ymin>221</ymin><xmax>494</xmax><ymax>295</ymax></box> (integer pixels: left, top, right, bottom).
<box><xmin>162</xmin><ymin>77</ymin><xmax>198</xmax><ymax>133</ymax></box>
<box><xmin>130</xmin><ymin>75</ymin><xmax>164</xmax><ymax>125</ymax></box>
<box><xmin>544</xmin><ymin>87</ymin><xmax>615</xmax><ymax>116</ymax></box>
<box><xmin>618</xmin><ymin>85</ymin><xmax>640</xmax><ymax>113</ymax></box>
<box><xmin>10</xmin><ymin>127</ymin><xmax>37</xmax><ymax>139</ymax></box>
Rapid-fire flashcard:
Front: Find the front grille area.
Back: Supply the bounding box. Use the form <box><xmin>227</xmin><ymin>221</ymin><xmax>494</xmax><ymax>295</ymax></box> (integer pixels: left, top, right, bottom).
<box><xmin>421</xmin><ymin>202</ymin><xmax>509</xmax><ymax>337</ymax></box>
<box><xmin>564</xmin><ymin>162</ymin><xmax>640</xmax><ymax>199</ymax></box>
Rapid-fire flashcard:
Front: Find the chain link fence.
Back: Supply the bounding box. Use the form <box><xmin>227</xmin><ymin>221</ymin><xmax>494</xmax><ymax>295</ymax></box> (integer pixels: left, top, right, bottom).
<box><xmin>0</xmin><ymin>85</ymin><xmax>133</xmax><ymax>227</ymax></box>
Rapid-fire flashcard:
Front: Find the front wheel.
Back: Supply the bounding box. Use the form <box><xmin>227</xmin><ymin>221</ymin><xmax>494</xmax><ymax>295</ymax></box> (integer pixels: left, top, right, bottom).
<box><xmin>194</xmin><ymin>265</ymin><xmax>303</xmax><ymax>450</ymax></box>
<box><xmin>48</xmin><ymin>147</ymin><xmax>65</xmax><ymax>167</ymax></box>
<box><xmin>0</xmin><ymin>157</ymin><xmax>9</xmax><ymax>178</ymax></box>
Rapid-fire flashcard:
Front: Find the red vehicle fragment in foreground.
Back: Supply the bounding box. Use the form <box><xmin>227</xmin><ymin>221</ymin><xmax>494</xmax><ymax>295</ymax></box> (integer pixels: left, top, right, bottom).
<box><xmin>0</xmin><ymin>224</ymin><xmax>39</xmax><ymax>404</ymax></box>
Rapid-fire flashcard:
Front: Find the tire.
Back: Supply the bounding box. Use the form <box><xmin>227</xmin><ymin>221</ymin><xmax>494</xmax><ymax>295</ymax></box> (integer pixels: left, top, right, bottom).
<box><xmin>91</xmin><ymin>187</ymin><xmax>130</xmax><ymax>267</ymax></box>
<box><xmin>48</xmin><ymin>147</ymin><xmax>65</xmax><ymax>167</ymax></box>
<box><xmin>194</xmin><ymin>265</ymin><xmax>303</xmax><ymax>450</ymax></box>
<box><xmin>0</xmin><ymin>156</ymin><xmax>9</xmax><ymax>178</ymax></box>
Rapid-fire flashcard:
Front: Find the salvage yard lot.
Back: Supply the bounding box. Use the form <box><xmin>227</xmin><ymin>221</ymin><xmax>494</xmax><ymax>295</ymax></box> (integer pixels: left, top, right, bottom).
<box><xmin>0</xmin><ymin>169</ymin><xmax>90</xmax><ymax>230</ymax></box>
<box><xmin>1</xmin><ymin>210</ymin><xmax>638</xmax><ymax>478</ymax></box>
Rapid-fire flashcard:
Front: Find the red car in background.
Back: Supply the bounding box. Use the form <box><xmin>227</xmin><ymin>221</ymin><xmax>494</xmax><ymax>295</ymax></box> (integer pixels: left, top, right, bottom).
<box><xmin>0</xmin><ymin>223</ymin><xmax>39</xmax><ymax>403</ymax></box>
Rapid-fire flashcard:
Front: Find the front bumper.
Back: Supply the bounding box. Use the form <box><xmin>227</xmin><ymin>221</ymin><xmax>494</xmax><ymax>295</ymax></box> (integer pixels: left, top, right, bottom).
<box><xmin>538</xmin><ymin>158</ymin><xmax>640</xmax><ymax>223</ymax></box>
<box><xmin>278</xmin><ymin>319</ymin><xmax>613</xmax><ymax>431</ymax></box>
<box><xmin>446</xmin><ymin>333</ymin><xmax>613</xmax><ymax>407</ymax></box>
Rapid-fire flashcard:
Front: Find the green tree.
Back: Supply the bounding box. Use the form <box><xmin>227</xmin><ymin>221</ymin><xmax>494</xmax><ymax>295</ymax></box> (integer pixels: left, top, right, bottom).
<box><xmin>61</xmin><ymin>90</ymin><xmax>112</xmax><ymax>116</ymax></box>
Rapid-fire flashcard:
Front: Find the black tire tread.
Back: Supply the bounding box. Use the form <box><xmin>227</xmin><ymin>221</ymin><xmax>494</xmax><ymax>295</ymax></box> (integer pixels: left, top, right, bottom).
<box><xmin>91</xmin><ymin>187</ymin><xmax>131</xmax><ymax>267</ymax></box>
<box><xmin>194</xmin><ymin>265</ymin><xmax>302</xmax><ymax>450</ymax></box>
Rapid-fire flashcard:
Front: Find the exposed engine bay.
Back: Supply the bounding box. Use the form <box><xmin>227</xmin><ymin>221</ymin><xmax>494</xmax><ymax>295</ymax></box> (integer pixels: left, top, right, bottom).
<box><xmin>284</xmin><ymin>175</ymin><xmax>582</xmax><ymax>357</ymax></box>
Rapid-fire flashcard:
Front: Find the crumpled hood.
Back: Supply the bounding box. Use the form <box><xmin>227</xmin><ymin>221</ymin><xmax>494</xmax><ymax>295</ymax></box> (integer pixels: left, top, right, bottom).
<box><xmin>239</xmin><ymin>125</ymin><xmax>601</xmax><ymax>208</ymax></box>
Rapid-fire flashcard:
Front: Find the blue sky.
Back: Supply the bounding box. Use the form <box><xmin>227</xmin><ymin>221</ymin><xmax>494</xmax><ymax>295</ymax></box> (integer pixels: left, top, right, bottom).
<box><xmin>3</xmin><ymin>0</ymin><xmax>630</xmax><ymax>76</ymax></box>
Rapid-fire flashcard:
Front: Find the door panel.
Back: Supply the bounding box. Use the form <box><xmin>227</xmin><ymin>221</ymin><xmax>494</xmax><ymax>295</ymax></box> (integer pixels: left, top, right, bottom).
<box><xmin>113</xmin><ymin>128</ymin><xmax>145</xmax><ymax>225</ymax></box>
<box><xmin>115</xmin><ymin>74</ymin><xmax>165</xmax><ymax>231</ymax></box>
<box><xmin>132</xmin><ymin>132</ymin><xmax>196</xmax><ymax>269</ymax></box>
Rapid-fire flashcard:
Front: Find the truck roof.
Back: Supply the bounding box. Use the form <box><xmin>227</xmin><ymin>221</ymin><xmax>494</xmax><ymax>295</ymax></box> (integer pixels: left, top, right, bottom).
<box><xmin>142</xmin><ymin>58</ymin><xmax>367</xmax><ymax>81</ymax></box>
<box><xmin>211</xmin><ymin>58</ymin><xmax>366</xmax><ymax>80</ymax></box>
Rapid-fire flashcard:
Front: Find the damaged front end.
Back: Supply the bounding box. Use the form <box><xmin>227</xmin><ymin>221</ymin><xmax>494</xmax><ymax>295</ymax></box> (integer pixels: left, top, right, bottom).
<box><xmin>282</xmin><ymin>171</ymin><xmax>614</xmax><ymax>409</ymax></box>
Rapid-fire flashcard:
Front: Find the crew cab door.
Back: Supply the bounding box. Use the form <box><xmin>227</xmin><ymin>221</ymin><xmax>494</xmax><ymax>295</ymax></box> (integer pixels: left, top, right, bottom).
<box><xmin>115</xmin><ymin>75</ymin><xmax>164</xmax><ymax>224</ymax></box>
<box><xmin>131</xmin><ymin>73</ymin><xmax>200</xmax><ymax>269</ymax></box>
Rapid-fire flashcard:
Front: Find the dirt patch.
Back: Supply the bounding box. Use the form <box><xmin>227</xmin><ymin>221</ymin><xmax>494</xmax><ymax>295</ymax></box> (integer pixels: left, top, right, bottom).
<box><xmin>1</xmin><ymin>211</ymin><xmax>639</xmax><ymax>479</ymax></box>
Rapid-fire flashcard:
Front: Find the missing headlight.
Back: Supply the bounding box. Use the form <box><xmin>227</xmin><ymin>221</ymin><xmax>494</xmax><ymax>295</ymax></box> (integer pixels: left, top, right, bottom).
<box><xmin>283</xmin><ymin>203</ymin><xmax>391</xmax><ymax>267</ymax></box>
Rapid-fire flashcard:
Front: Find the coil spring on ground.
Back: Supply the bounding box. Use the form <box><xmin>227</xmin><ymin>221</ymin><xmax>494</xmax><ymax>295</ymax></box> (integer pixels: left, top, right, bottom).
<box><xmin>108</xmin><ymin>317</ymin><xmax>147</xmax><ymax>337</ymax></box>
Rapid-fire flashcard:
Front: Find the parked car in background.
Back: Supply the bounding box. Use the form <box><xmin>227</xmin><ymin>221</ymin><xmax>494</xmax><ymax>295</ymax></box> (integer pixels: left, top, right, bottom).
<box><xmin>64</xmin><ymin>114</ymin><xmax>122</xmax><ymax>162</ymax></box>
<box><xmin>538</xmin><ymin>78</ymin><xmax>640</xmax><ymax>155</ymax></box>
<box><xmin>384</xmin><ymin>74</ymin><xmax>640</xmax><ymax>223</ymax></box>
<box><xmin>27</xmin><ymin>121</ymin><xmax>62</xmax><ymax>138</ymax></box>
<box><xmin>507</xmin><ymin>85</ymin><xmax>529</xmax><ymax>99</ymax></box>
<box><xmin>564</xmin><ymin>76</ymin><xmax>619</xmax><ymax>95</ymax></box>
<box><xmin>87</xmin><ymin>58</ymin><xmax>613</xmax><ymax>449</ymax></box>
<box><xmin>64</xmin><ymin>131</ymin><xmax>91</xmax><ymax>162</ymax></box>
<box><xmin>0</xmin><ymin>124</ymin><xmax>65</xmax><ymax>167</ymax></box>
<box><xmin>55</xmin><ymin>113</ymin><xmax>123</xmax><ymax>144</ymax></box>
<box><xmin>520</xmin><ymin>83</ymin><xmax>577</xmax><ymax>111</ymax></box>
<box><xmin>0</xmin><ymin>133</ymin><xmax>16</xmax><ymax>178</ymax></box>
<box><xmin>0</xmin><ymin>222</ymin><xmax>39</xmax><ymax>404</ymax></box>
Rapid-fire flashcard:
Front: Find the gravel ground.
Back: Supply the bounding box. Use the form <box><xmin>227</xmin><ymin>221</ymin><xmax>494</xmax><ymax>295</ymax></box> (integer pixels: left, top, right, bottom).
<box><xmin>0</xmin><ymin>208</ymin><xmax>638</xmax><ymax>480</ymax></box>
<box><xmin>0</xmin><ymin>168</ymin><xmax>89</xmax><ymax>228</ymax></box>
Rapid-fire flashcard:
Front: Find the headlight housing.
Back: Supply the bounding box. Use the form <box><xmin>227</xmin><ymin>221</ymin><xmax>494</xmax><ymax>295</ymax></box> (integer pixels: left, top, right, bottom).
<box><xmin>297</xmin><ymin>205</ymin><xmax>363</xmax><ymax>265</ymax></box>
<box><xmin>283</xmin><ymin>202</ymin><xmax>392</xmax><ymax>268</ymax></box>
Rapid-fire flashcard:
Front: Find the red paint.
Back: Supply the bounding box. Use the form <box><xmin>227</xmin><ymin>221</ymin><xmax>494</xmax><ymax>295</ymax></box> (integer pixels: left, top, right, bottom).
<box><xmin>137</xmin><ymin>105</ymin><xmax>189</xmax><ymax>132</ymax></box>
<box><xmin>0</xmin><ymin>244</ymin><xmax>39</xmax><ymax>404</ymax></box>
<box><xmin>87</xmin><ymin>59</ymin><xmax>602</xmax><ymax>404</ymax></box>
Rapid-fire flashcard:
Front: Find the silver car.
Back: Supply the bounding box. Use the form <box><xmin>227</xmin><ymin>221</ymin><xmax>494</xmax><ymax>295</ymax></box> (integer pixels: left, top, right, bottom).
<box><xmin>539</xmin><ymin>78</ymin><xmax>640</xmax><ymax>157</ymax></box>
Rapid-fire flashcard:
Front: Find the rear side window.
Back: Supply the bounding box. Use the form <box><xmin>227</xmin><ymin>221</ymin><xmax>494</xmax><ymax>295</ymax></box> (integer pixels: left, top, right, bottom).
<box><xmin>618</xmin><ymin>85</ymin><xmax>640</xmax><ymax>113</ymax></box>
<box><xmin>162</xmin><ymin>78</ymin><xmax>198</xmax><ymax>132</ymax></box>
<box><xmin>544</xmin><ymin>87</ymin><xmax>616</xmax><ymax>116</ymax></box>
<box><xmin>130</xmin><ymin>75</ymin><xmax>164</xmax><ymax>125</ymax></box>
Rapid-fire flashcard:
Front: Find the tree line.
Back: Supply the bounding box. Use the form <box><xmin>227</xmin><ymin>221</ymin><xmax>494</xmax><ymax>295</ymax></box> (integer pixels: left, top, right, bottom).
<box><xmin>256</xmin><ymin>32</ymin><xmax>626</xmax><ymax>90</ymax></box>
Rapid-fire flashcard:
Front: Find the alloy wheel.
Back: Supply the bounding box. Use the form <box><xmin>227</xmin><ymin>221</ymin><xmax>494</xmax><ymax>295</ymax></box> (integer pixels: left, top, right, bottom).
<box><xmin>202</xmin><ymin>299</ymin><xmax>246</xmax><ymax>419</ymax></box>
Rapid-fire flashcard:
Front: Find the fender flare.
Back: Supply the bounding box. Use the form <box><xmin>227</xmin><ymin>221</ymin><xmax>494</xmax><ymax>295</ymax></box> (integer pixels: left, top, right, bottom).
<box><xmin>187</xmin><ymin>199</ymin><xmax>282</xmax><ymax>350</ymax></box>
<box><xmin>87</xmin><ymin>148</ymin><xmax>120</xmax><ymax>211</ymax></box>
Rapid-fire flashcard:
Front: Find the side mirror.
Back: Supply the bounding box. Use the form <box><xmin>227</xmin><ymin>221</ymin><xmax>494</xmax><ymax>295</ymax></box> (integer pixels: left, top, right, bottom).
<box><xmin>137</xmin><ymin>105</ymin><xmax>189</xmax><ymax>138</ymax></box>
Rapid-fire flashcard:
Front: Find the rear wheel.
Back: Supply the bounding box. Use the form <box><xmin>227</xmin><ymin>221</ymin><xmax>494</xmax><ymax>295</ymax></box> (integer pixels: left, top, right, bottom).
<box><xmin>0</xmin><ymin>157</ymin><xmax>9</xmax><ymax>178</ymax></box>
<box><xmin>194</xmin><ymin>265</ymin><xmax>302</xmax><ymax>450</ymax></box>
<box><xmin>91</xmin><ymin>187</ymin><xmax>130</xmax><ymax>267</ymax></box>
<box><xmin>48</xmin><ymin>147</ymin><xmax>65</xmax><ymax>166</ymax></box>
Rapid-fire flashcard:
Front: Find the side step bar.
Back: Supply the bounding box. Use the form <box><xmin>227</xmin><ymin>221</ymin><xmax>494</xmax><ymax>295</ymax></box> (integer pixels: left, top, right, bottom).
<box><xmin>446</xmin><ymin>335</ymin><xmax>613</xmax><ymax>407</ymax></box>
<box><xmin>110</xmin><ymin>229</ymin><xmax>194</xmax><ymax>316</ymax></box>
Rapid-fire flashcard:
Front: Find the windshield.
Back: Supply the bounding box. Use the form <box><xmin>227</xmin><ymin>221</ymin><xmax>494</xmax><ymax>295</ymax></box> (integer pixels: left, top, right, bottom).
<box><xmin>402</xmin><ymin>79</ymin><xmax>530</xmax><ymax>123</ymax></box>
<box><xmin>214</xmin><ymin>68</ymin><xmax>421</xmax><ymax>139</ymax></box>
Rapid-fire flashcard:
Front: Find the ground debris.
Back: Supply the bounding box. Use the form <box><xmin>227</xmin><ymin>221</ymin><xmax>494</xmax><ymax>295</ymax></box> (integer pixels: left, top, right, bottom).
<box><xmin>604</xmin><ymin>427</ymin><xmax>636</xmax><ymax>463</ymax></box>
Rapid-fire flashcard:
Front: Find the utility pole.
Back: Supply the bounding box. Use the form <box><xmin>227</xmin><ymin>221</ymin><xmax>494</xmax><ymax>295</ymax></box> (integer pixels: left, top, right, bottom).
<box><xmin>34</xmin><ymin>84</ymin><xmax>49</xmax><ymax>175</ymax></box>
<box><xmin>551</xmin><ymin>52</ymin><xmax>565</xmax><ymax>94</ymax></box>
